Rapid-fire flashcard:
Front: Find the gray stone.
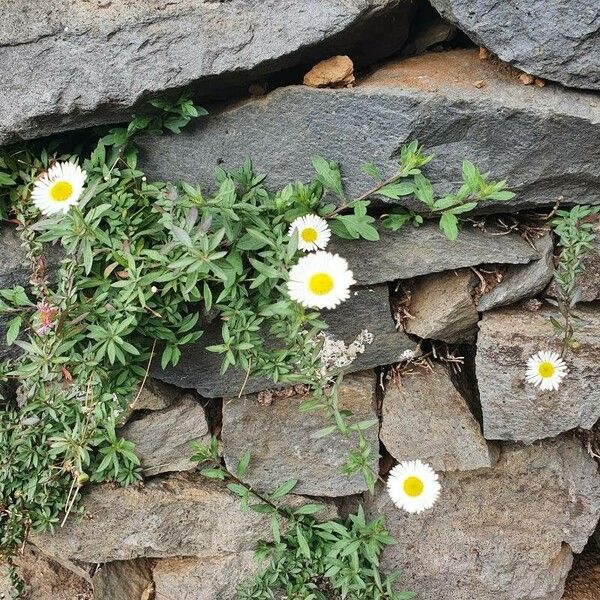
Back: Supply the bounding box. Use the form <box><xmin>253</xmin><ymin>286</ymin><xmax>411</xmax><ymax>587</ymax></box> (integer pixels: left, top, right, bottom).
<box><xmin>403</xmin><ymin>268</ymin><xmax>479</xmax><ymax>343</ymax></box>
<box><xmin>222</xmin><ymin>371</ymin><xmax>378</xmax><ymax>497</ymax></box>
<box><xmin>478</xmin><ymin>232</ymin><xmax>555</xmax><ymax>311</ymax></box>
<box><xmin>32</xmin><ymin>473</ymin><xmax>338</xmax><ymax>564</ymax></box>
<box><xmin>546</xmin><ymin>223</ymin><xmax>600</xmax><ymax>303</ymax></box>
<box><xmin>429</xmin><ymin>0</ymin><xmax>600</xmax><ymax>90</ymax></box>
<box><xmin>330</xmin><ymin>223</ymin><xmax>538</xmax><ymax>285</ymax></box>
<box><xmin>152</xmin><ymin>284</ymin><xmax>414</xmax><ymax>397</ymax></box>
<box><xmin>380</xmin><ymin>362</ymin><xmax>495</xmax><ymax>471</ymax></box>
<box><xmin>92</xmin><ymin>559</ymin><xmax>153</xmax><ymax>600</ymax></box>
<box><xmin>476</xmin><ymin>305</ymin><xmax>600</xmax><ymax>443</ymax></box>
<box><xmin>366</xmin><ymin>436</ymin><xmax>600</xmax><ymax>600</ymax></box>
<box><xmin>118</xmin><ymin>395</ymin><xmax>210</xmax><ymax>476</ymax></box>
<box><xmin>0</xmin><ymin>545</ymin><xmax>92</xmax><ymax>600</ymax></box>
<box><xmin>153</xmin><ymin>553</ymin><xmax>264</xmax><ymax>600</ymax></box>
<box><xmin>0</xmin><ymin>0</ymin><xmax>413</xmax><ymax>144</ymax></box>
<box><xmin>139</xmin><ymin>49</ymin><xmax>600</xmax><ymax>212</ymax></box>
<box><xmin>117</xmin><ymin>377</ymin><xmax>184</xmax><ymax>425</ymax></box>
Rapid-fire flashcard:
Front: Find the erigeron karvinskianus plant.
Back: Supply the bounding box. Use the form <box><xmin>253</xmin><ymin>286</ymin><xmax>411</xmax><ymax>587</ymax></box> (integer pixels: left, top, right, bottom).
<box><xmin>0</xmin><ymin>95</ymin><xmax>509</xmax><ymax>572</ymax></box>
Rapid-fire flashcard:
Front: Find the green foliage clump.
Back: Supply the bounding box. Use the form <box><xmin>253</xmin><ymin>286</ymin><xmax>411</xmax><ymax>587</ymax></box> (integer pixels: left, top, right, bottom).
<box><xmin>549</xmin><ymin>204</ymin><xmax>599</xmax><ymax>352</ymax></box>
<box><xmin>192</xmin><ymin>438</ymin><xmax>413</xmax><ymax>600</ymax></box>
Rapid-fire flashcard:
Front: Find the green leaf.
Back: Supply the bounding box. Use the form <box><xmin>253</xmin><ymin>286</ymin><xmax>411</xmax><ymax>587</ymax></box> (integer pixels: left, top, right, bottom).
<box><xmin>439</xmin><ymin>211</ymin><xmax>459</xmax><ymax>240</ymax></box>
<box><xmin>6</xmin><ymin>315</ymin><xmax>21</xmax><ymax>345</ymax></box>
<box><xmin>376</xmin><ymin>181</ymin><xmax>414</xmax><ymax>200</ymax></box>
<box><xmin>296</xmin><ymin>525</ymin><xmax>311</xmax><ymax>559</ymax></box>
<box><xmin>236</xmin><ymin>451</ymin><xmax>251</xmax><ymax>478</ymax></box>
<box><xmin>200</xmin><ymin>468</ymin><xmax>226</xmax><ymax>480</ymax></box>
<box><xmin>360</xmin><ymin>162</ymin><xmax>382</xmax><ymax>181</ymax></box>
<box><xmin>311</xmin><ymin>155</ymin><xmax>344</xmax><ymax>200</ymax></box>
<box><xmin>270</xmin><ymin>479</ymin><xmax>298</xmax><ymax>500</ymax></box>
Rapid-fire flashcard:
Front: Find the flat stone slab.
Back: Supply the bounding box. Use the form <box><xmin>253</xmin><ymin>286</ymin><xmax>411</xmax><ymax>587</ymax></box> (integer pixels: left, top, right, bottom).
<box><xmin>430</xmin><ymin>0</ymin><xmax>600</xmax><ymax>90</ymax></box>
<box><xmin>403</xmin><ymin>268</ymin><xmax>479</xmax><ymax>343</ymax></box>
<box><xmin>139</xmin><ymin>50</ymin><xmax>600</xmax><ymax>212</ymax></box>
<box><xmin>32</xmin><ymin>474</ymin><xmax>338</xmax><ymax>565</ymax></box>
<box><xmin>476</xmin><ymin>305</ymin><xmax>600</xmax><ymax>443</ymax></box>
<box><xmin>366</xmin><ymin>436</ymin><xmax>600</xmax><ymax>600</ymax></box>
<box><xmin>153</xmin><ymin>284</ymin><xmax>413</xmax><ymax>397</ymax></box>
<box><xmin>222</xmin><ymin>371</ymin><xmax>378</xmax><ymax>496</ymax></box>
<box><xmin>478</xmin><ymin>232</ymin><xmax>554</xmax><ymax>311</ymax></box>
<box><xmin>0</xmin><ymin>0</ymin><xmax>410</xmax><ymax>144</ymax></box>
<box><xmin>330</xmin><ymin>223</ymin><xmax>538</xmax><ymax>285</ymax></box>
<box><xmin>380</xmin><ymin>363</ymin><xmax>495</xmax><ymax>471</ymax></box>
<box><xmin>118</xmin><ymin>395</ymin><xmax>210</xmax><ymax>477</ymax></box>
<box><xmin>153</xmin><ymin>553</ymin><xmax>264</xmax><ymax>600</ymax></box>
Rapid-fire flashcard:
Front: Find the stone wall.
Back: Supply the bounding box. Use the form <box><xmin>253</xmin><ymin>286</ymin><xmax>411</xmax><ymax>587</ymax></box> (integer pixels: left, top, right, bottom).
<box><xmin>1</xmin><ymin>1</ymin><xmax>600</xmax><ymax>599</ymax></box>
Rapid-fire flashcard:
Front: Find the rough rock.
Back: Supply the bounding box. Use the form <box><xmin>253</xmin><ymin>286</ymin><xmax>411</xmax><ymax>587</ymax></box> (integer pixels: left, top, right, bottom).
<box><xmin>222</xmin><ymin>371</ymin><xmax>378</xmax><ymax>496</ymax></box>
<box><xmin>118</xmin><ymin>395</ymin><xmax>210</xmax><ymax>476</ymax></box>
<box><xmin>0</xmin><ymin>0</ymin><xmax>414</xmax><ymax>144</ymax></box>
<box><xmin>330</xmin><ymin>223</ymin><xmax>538</xmax><ymax>285</ymax></box>
<box><xmin>153</xmin><ymin>284</ymin><xmax>414</xmax><ymax>397</ymax></box>
<box><xmin>139</xmin><ymin>50</ymin><xmax>600</xmax><ymax>212</ymax></box>
<box><xmin>92</xmin><ymin>559</ymin><xmax>153</xmax><ymax>600</ymax></box>
<box><xmin>380</xmin><ymin>363</ymin><xmax>495</xmax><ymax>471</ymax></box>
<box><xmin>153</xmin><ymin>553</ymin><xmax>264</xmax><ymax>600</ymax></box>
<box><xmin>478</xmin><ymin>232</ymin><xmax>555</xmax><ymax>311</ymax></box>
<box><xmin>32</xmin><ymin>473</ymin><xmax>338</xmax><ymax>564</ymax></box>
<box><xmin>303</xmin><ymin>55</ymin><xmax>355</xmax><ymax>88</ymax></box>
<box><xmin>366</xmin><ymin>436</ymin><xmax>600</xmax><ymax>600</ymax></box>
<box><xmin>476</xmin><ymin>305</ymin><xmax>600</xmax><ymax>443</ymax></box>
<box><xmin>546</xmin><ymin>222</ymin><xmax>600</xmax><ymax>303</ymax></box>
<box><xmin>403</xmin><ymin>268</ymin><xmax>479</xmax><ymax>343</ymax></box>
<box><xmin>0</xmin><ymin>545</ymin><xmax>91</xmax><ymax>600</ymax></box>
<box><xmin>429</xmin><ymin>0</ymin><xmax>600</xmax><ymax>90</ymax></box>
<box><xmin>117</xmin><ymin>377</ymin><xmax>184</xmax><ymax>425</ymax></box>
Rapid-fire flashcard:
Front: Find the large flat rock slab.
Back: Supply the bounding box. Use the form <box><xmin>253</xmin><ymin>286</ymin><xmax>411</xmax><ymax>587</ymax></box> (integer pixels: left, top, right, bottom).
<box><xmin>430</xmin><ymin>0</ymin><xmax>600</xmax><ymax>90</ymax></box>
<box><xmin>0</xmin><ymin>0</ymin><xmax>411</xmax><ymax>144</ymax></box>
<box><xmin>32</xmin><ymin>473</ymin><xmax>338</xmax><ymax>565</ymax></box>
<box><xmin>152</xmin><ymin>284</ymin><xmax>413</xmax><ymax>397</ymax></box>
<box><xmin>476</xmin><ymin>305</ymin><xmax>600</xmax><ymax>443</ymax></box>
<box><xmin>139</xmin><ymin>49</ymin><xmax>600</xmax><ymax>212</ymax></box>
<box><xmin>380</xmin><ymin>363</ymin><xmax>495</xmax><ymax>471</ymax></box>
<box><xmin>366</xmin><ymin>436</ymin><xmax>600</xmax><ymax>600</ymax></box>
<box><xmin>222</xmin><ymin>371</ymin><xmax>378</xmax><ymax>497</ymax></box>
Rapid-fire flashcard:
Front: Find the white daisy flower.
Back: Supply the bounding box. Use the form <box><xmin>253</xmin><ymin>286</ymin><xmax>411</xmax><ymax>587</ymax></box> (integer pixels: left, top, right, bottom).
<box><xmin>525</xmin><ymin>350</ymin><xmax>567</xmax><ymax>391</ymax></box>
<box><xmin>387</xmin><ymin>459</ymin><xmax>441</xmax><ymax>514</ymax></box>
<box><xmin>31</xmin><ymin>162</ymin><xmax>86</xmax><ymax>216</ymax></box>
<box><xmin>288</xmin><ymin>214</ymin><xmax>331</xmax><ymax>252</ymax></box>
<box><xmin>287</xmin><ymin>251</ymin><xmax>355</xmax><ymax>310</ymax></box>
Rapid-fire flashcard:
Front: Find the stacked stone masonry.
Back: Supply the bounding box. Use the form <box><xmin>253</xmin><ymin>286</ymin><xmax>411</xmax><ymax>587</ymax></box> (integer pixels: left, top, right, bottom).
<box><xmin>1</xmin><ymin>1</ymin><xmax>600</xmax><ymax>599</ymax></box>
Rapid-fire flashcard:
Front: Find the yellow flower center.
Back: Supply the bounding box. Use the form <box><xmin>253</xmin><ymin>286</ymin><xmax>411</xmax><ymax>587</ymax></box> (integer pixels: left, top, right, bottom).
<box><xmin>403</xmin><ymin>476</ymin><xmax>424</xmax><ymax>497</ymax></box>
<box><xmin>300</xmin><ymin>227</ymin><xmax>318</xmax><ymax>243</ymax></box>
<box><xmin>308</xmin><ymin>272</ymin><xmax>334</xmax><ymax>295</ymax></box>
<box><xmin>538</xmin><ymin>361</ymin><xmax>555</xmax><ymax>378</ymax></box>
<box><xmin>49</xmin><ymin>180</ymin><xmax>73</xmax><ymax>202</ymax></box>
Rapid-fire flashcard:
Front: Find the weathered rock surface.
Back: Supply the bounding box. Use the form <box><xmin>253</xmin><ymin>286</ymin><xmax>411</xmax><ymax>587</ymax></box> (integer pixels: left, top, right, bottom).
<box><xmin>0</xmin><ymin>545</ymin><xmax>91</xmax><ymax>600</ymax></box>
<box><xmin>0</xmin><ymin>0</ymin><xmax>414</xmax><ymax>144</ymax></box>
<box><xmin>366</xmin><ymin>436</ymin><xmax>600</xmax><ymax>600</ymax></box>
<box><xmin>92</xmin><ymin>559</ymin><xmax>153</xmax><ymax>600</ymax></box>
<box><xmin>380</xmin><ymin>363</ymin><xmax>495</xmax><ymax>471</ymax></box>
<box><xmin>403</xmin><ymin>268</ymin><xmax>479</xmax><ymax>343</ymax></box>
<box><xmin>429</xmin><ymin>0</ymin><xmax>600</xmax><ymax>90</ymax></box>
<box><xmin>222</xmin><ymin>371</ymin><xmax>378</xmax><ymax>496</ymax></box>
<box><xmin>476</xmin><ymin>305</ymin><xmax>600</xmax><ymax>443</ymax></box>
<box><xmin>478</xmin><ymin>232</ymin><xmax>555</xmax><ymax>311</ymax></box>
<box><xmin>330</xmin><ymin>223</ymin><xmax>538</xmax><ymax>285</ymax></box>
<box><xmin>139</xmin><ymin>50</ymin><xmax>600</xmax><ymax>212</ymax></box>
<box><xmin>153</xmin><ymin>284</ymin><xmax>414</xmax><ymax>397</ymax></box>
<box><xmin>118</xmin><ymin>395</ymin><xmax>210</xmax><ymax>476</ymax></box>
<box><xmin>32</xmin><ymin>474</ymin><xmax>338</xmax><ymax>564</ymax></box>
<box><xmin>153</xmin><ymin>553</ymin><xmax>264</xmax><ymax>600</ymax></box>
<box><xmin>117</xmin><ymin>377</ymin><xmax>185</xmax><ymax>425</ymax></box>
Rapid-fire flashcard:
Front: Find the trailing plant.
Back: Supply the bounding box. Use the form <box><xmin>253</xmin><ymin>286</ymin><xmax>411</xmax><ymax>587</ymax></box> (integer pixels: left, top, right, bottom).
<box><xmin>192</xmin><ymin>439</ymin><xmax>414</xmax><ymax>600</ymax></box>
<box><xmin>549</xmin><ymin>205</ymin><xmax>599</xmax><ymax>354</ymax></box>
<box><xmin>0</xmin><ymin>90</ymin><xmax>515</xmax><ymax>573</ymax></box>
